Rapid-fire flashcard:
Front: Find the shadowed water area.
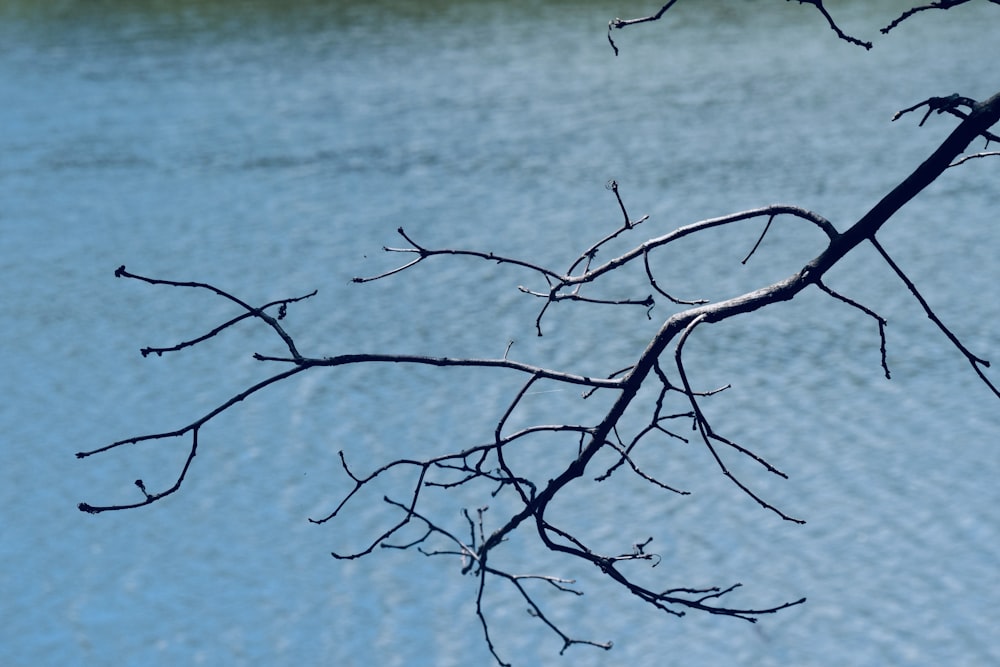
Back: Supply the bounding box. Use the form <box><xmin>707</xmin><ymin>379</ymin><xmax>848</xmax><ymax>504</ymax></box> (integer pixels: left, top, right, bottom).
<box><xmin>2</xmin><ymin>1</ymin><xmax>998</xmax><ymax>664</ymax></box>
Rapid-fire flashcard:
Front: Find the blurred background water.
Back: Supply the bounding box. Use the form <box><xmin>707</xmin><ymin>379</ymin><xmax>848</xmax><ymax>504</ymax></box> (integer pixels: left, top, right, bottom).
<box><xmin>1</xmin><ymin>1</ymin><xmax>998</xmax><ymax>665</ymax></box>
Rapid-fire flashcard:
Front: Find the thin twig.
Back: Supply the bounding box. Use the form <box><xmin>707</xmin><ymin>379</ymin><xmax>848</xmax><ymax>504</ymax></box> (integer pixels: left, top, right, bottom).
<box><xmin>881</xmin><ymin>0</ymin><xmax>988</xmax><ymax>35</ymax></box>
<box><xmin>870</xmin><ymin>237</ymin><xmax>998</xmax><ymax>398</ymax></box>
<box><xmin>816</xmin><ymin>280</ymin><xmax>891</xmax><ymax>379</ymax></box>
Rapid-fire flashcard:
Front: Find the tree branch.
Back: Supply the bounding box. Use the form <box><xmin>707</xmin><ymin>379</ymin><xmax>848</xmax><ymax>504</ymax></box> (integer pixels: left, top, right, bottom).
<box><xmin>870</xmin><ymin>237</ymin><xmax>998</xmax><ymax>398</ymax></box>
<box><xmin>786</xmin><ymin>0</ymin><xmax>873</xmax><ymax>49</ymax></box>
<box><xmin>881</xmin><ymin>0</ymin><xmax>999</xmax><ymax>35</ymax></box>
<box><xmin>114</xmin><ymin>265</ymin><xmax>316</xmax><ymax>362</ymax></box>
<box><xmin>77</xmin><ymin>8</ymin><xmax>1000</xmax><ymax>660</ymax></box>
<box><xmin>607</xmin><ymin>0</ymin><xmax>872</xmax><ymax>55</ymax></box>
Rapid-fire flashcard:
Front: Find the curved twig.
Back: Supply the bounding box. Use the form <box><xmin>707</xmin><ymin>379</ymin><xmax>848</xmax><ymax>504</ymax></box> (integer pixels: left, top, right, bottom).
<box><xmin>881</xmin><ymin>0</ymin><xmax>995</xmax><ymax>35</ymax></box>
<box><xmin>114</xmin><ymin>265</ymin><xmax>313</xmax><ymax>361</ymax></box>
<box><xmin>673</xmin><ymin>315</ymin><xmax>804</xmax><ymax>523</ymax></box>
<box><xmin>816</xmin><ymin>280</ymin><xmax>891</xmax><ymax>379</ymax></box>
<box><xmin>608</xmin><ymin>0</ymin><xmax>871</xmax><ymax>55</ymax></box>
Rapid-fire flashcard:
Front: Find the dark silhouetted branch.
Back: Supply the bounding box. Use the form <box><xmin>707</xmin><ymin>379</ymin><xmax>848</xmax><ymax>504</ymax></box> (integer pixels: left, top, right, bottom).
<box><xmin>608</xmin><ymin>0</ymin><xmax>872</xmax><ymax>55</ymax></box>
<box><xmin>881</xmin><ymin>0</ymin><xmax>999</xmax><ymax>35</ymax></box>
<box><xmin>77</xmin><ymin>7</ymin><xmax>1000</xmax><ymax>665</ymax></box>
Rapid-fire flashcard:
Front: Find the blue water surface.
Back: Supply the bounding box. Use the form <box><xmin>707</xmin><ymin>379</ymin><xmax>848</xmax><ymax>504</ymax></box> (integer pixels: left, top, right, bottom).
<box><xmin>2</xmin><ymin>1</ymin><xmax>998</xmax><ymax>665</ymax></box>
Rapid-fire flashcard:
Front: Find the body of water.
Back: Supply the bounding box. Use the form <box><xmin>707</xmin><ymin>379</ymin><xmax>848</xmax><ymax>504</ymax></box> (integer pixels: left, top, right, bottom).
<box><xmin>2</xmin><ymin>1</ymin><xmax>998</xmax><ymax>665</ymax></box>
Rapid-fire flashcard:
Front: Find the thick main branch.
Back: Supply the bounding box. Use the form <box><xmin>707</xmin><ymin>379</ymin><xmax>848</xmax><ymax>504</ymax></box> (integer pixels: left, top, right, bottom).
<box><xmin>480</xmin><ymin>89</ymin><xmax>1000</xmax><ymax>557</ymax></box>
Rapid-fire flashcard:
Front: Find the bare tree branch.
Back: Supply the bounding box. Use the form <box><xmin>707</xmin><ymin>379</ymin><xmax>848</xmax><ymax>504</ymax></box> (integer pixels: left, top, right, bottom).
<box><xmin>786</xmin><ymin>0</ymin><xmax>873</xmax><ymax>49</ymax></box>
<box><xmin>113</xmin><ymin>265</ymin><xmax>316</xmax><ymax>361</ymax></box>
<box><xmin>881</xmin><ymin>0</ymin><xmax>1000</xmax><ymax>35</ymax></box>
<box><xmin>950</xmin><ymin>150</ymin><xmax>1000</xmax><ymax>166</ymax></box>
<box><xmin>608</xmin><ymin>0</ymin><xmax>872</xmax><ymax>55</ymax></box>
<box><xmin>816</xmin><ymin>279</ymin><xmax>891</xmax><ymax>379</ymax></box>
<box><xmin>870</xmin><ymin>237</ymin><xmax>998</xmax><ymax>398</ymax></box>
<box><xmin>76</xmin><ymin>6</ymin><xmax>1000</xmax><ymax>664</ymax></box>
<box><xmin>607</xmin><ymin>0</ymin><xmax>680</xmax><ymax>56</ymax></box>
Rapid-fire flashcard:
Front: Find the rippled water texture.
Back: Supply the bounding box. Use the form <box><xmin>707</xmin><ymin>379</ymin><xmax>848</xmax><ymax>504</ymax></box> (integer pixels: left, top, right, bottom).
<box><xmin>2</xmin><ymin>1</ymin><xmax>998</xmax><ymax>665</ymax></box>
